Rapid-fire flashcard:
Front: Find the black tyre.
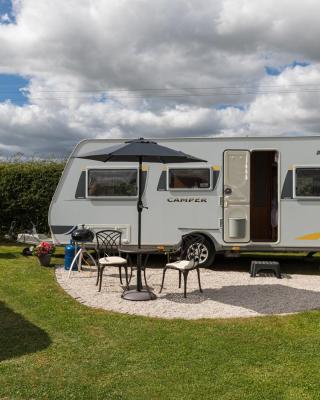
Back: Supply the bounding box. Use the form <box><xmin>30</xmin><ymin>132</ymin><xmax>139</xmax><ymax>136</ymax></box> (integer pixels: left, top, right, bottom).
<box><xmin>186</xmin><ymin>236</ymin><xmax>215</xmax><ymax>267</ymax></box>
<box><xmin>22</xmin><ymin>247</ymin><xmax>33</xmax><ymax>256</ymax></box>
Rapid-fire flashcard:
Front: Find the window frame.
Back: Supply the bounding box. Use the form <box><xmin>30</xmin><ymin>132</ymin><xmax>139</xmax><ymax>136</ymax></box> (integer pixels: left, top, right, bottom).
<box><xmin>86</xmin><ymin>166</ymin><xmax>139</xmax><ymax>199</ymax></box>
<box><xmin>293</xmin><ymin>165</ymin><xmax>320</xmax><ymax>199</ymax></box>
<box><xmin>167</xmin><ymin>167</ymin><xmax>212</xmax><ymax>191</ymax></box>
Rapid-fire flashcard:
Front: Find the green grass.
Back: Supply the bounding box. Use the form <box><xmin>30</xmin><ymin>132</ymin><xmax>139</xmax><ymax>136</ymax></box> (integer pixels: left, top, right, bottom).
<box><xmin>1</xmin><ymin>245</ymin><xmax>320</xmax><ymax>399</ymax></box>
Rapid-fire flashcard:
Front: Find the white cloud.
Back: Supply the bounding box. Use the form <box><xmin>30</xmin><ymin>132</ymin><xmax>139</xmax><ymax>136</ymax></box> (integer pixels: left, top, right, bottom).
<box><xmin>244</xmin><ymin>64</ymin><xmax>320</xmax><ymax>134</ymax></box>
<box><xmin>0</xmin><ymin>0</ymin><xmax>319</xmax><ymax>155</ymax></box>
<box><xmin>0</xmin><ymin>13</ymin><xmax>11</xmax><ymax>23</ymax></box>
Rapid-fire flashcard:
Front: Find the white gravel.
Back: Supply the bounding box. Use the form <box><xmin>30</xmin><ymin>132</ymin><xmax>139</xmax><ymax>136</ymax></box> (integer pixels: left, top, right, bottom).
<box><xmin>55</xmin><ymin>263</ymin><xmax>320</xmax><ymax>320</ymax></box>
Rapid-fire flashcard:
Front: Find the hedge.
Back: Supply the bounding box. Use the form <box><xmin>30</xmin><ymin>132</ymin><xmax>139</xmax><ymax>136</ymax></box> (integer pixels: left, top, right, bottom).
<box><xmin>0</xmin><ymin>161</ymin><xmax>65</xmax><ymax>237</ymax></box>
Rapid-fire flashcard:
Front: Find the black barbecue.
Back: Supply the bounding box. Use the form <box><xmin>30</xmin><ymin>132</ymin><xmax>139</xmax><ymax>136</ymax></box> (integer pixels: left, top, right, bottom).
<box><xmin>71</xmin><ymin>225</ymin><xmax>94</xmax><ymax>242</ymax></box>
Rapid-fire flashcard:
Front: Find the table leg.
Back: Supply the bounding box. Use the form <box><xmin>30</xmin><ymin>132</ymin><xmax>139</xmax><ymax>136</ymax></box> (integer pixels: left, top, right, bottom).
<box><xmin>121</xmin><ymin>251</ymin><xmax>157</xmax><ymax>301</ymax></box>
<box><xmin>124</xmin><ymin>266</ymin><xmax>129</xmax><ymax>289</ymax></box>
<box><xmin>143</xmin><ymin>254</ymin><xmax>150</xmax><ymax>288</ymax></box>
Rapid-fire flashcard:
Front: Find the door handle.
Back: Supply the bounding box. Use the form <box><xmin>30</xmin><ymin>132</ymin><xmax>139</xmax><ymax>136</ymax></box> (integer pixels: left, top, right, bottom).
<box><xmin>224</xmin><ymin>187</ymin><xmax>232</xmax><ymax>195</ymax></box>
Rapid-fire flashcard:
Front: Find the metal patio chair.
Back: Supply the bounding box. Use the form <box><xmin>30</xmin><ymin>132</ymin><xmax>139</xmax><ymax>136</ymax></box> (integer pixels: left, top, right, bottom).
<box><xmin>159</xmin><ymin>234</ymin><xmax>204</xmax><ymax>298</ymax></box>
<box><xmin>95</xmin><ymin>230</ymin><xmax>128</xmax><ymax>292</ymax></box>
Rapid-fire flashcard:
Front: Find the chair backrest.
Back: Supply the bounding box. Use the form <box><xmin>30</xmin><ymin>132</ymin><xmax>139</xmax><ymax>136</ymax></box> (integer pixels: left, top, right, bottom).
<box><xmin>180</xmin><ymin>234</ymin><xmax>204</xmax><ymax>268</ymax></box>
<box><xmin>95</xmin><ymin>230</ymin><xmax>122</xmax><ymax>256</ymax></box>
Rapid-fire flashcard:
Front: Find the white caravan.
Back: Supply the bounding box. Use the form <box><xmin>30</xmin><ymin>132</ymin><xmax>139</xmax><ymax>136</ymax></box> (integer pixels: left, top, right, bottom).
<box><xmin>49</xmin><ymin>136</ymin><xmax>320</xmax><ymax>266</ymax></box>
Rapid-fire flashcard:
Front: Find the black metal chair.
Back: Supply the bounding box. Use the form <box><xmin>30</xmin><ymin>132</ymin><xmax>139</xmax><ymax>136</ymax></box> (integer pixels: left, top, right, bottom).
<box><xmin>159</xmin><ymin>234</ymin><xmax>204</xmax><ymax>298</ymax></box>
<box><xmin>95</xmin><ymin>230</ymin><xmax>129</xmax><ymax>292</ymax></box>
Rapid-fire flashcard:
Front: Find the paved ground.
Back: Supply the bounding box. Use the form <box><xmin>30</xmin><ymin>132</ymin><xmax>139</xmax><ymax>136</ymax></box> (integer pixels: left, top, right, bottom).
<box><xmin>55</xmin><ymin>255</ymin><xmax>320</xmax><ymax>319</ymax></box>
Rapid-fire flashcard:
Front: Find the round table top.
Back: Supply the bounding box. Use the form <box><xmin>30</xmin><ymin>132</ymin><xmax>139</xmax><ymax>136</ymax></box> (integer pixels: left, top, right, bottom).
<box><xmin>119</xmin><ymin>245</ymin><xmax>173</xmax><ymax>254</ymax></box>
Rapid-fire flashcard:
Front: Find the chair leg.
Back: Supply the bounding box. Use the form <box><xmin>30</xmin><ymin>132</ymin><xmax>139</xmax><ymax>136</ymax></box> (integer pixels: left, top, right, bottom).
<box><xmin>196</xmin><ymin>267</ymin><xmax>202</xmax><ymax>293</ymax></box>
<box><xmin>178</xmin><ymin>270</ymin><xmax>181</xmax><ymax>288</ymax></box>
<box><xmin>118</xmin><ymin>266</ymin><xmax>123</xmax><ymax>285</ymax></box>
<box><xmin>96</xmin><ymin>265</ymin><xmax>100</xmax><ymax>286</ymax></box>
<box><xmin>183</xmin><ymin>271</ymin><xmax>189</xmax><ymax>298</ymax></box>
<box><xmin>143</xmin><ymin>267</ymin><xmax>148</xmax><ymax>288</ymax></box>
<box><xmin>98</xmin><ymin>266</ymin><xmax>105</xmax><ymax>292</ymax></box>
<box><xmin>159</xmin><ymin>267</ymin><xmax>168</xmax><ymax>293</ymax></box>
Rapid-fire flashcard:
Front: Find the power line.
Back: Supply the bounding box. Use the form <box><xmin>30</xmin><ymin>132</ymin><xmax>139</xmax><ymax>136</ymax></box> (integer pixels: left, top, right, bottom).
<box><xmin>2</xmin><ymin>90</ymin><xmax>320</xmax><ymax>100</ymax></box>
<box><xmin>2</xmin><ymin>83</ymin><xmax>320</xmax><ymax>102</ymax></box>
<box><xmin>1</xmin><ymin>82</ymin><xmax>320</xmax><ymax>94</ymax></box>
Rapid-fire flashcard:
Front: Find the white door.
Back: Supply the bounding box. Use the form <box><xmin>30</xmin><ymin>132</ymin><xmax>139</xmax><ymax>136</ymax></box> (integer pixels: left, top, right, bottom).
<box><xmin>223</xmin><ymin>150</ymin><xmax>250</xmax><ymax>243</ymax></box>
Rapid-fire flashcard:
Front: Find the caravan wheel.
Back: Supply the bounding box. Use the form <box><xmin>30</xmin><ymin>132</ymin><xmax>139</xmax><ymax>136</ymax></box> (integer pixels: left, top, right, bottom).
<box><xmin>187</xmin><ymin>237</ymin><xmax>215</xmax><ymax>268</ymax></box>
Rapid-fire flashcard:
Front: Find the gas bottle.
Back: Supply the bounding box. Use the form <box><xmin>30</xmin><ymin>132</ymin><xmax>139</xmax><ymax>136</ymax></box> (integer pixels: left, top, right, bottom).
<box><xmin>64</xmin><ymin>241</ymin><xmax>79</xmax><ymax>270</ymax></box>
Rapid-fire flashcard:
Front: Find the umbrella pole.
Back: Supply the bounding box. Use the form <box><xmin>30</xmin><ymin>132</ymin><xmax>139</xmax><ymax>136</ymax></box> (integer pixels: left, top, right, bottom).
<box><xmin>122</xmin><ymin>157</ymin><xmax>156</xmax><ymax>301</ymax></box>
<box><xmin>137</xmin><ymin>157</ymin><xmax>143</xmax><ymax>291</ymax></box>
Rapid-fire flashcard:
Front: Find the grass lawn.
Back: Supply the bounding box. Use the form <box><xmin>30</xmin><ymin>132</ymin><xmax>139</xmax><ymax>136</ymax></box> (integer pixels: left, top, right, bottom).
<box><xmin>1</xmin><ymin>245</ymin><xmax>320</xmax><ymax>399</ymax></box>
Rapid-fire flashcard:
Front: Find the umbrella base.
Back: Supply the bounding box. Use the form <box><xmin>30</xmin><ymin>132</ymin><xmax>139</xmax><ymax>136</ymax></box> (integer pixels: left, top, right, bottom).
<box><xmin>122</xmin><ymin>288</ymin><xmax>157</xmax><ymax>301</ymax></box>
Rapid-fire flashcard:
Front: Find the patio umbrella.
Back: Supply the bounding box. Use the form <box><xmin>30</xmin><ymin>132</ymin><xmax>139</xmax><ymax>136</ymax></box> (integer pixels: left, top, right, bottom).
<box><xmin>76</xmin><ymin>138</ymin><xmax>206</xmax><ymax>301</ymax></box>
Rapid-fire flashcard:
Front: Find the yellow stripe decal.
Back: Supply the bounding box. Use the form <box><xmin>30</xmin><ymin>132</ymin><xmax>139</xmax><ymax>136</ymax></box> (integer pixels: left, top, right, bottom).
<box><xmin>296</xmin><ymin>232</ymin><xmax>320</xmax><ymax>240</ymax></box>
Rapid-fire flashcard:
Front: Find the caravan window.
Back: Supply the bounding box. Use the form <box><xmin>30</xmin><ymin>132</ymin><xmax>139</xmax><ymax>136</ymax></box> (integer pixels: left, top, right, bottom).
<box><xmin>168</xmin><ymin>168</ymin><xmax>211</xmax><ymax>190</ymax></box>
<box><xmin>87</xmin><ymin>168</ymin><xmax>138</xmax><ymax>198</ymax></box>
<box><xmin>294</xmin><ymin>167</ymin><xmax>320</xmax><ymax>198</ymax></box>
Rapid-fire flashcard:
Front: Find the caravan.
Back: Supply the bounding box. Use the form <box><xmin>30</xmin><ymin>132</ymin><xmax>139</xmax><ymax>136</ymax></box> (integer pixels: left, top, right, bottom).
<box><xmin>49</xmin><ymin>136</ymin><xmax>320</xmax><ymax>266</ymax></box>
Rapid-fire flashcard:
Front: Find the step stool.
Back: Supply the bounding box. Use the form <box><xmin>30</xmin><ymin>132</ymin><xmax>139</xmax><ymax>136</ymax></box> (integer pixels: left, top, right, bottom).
<box><xmin>250</xmin><ymin>261</ymin><xmax>281</xmax><ymax>279</ymax></box>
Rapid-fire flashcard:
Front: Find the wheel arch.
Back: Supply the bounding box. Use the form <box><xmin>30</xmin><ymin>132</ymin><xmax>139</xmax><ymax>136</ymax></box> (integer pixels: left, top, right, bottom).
<box><xmin>186</xmin><ymin>231</ymin><xmax>217</xmax><ymax>251</ymax></box>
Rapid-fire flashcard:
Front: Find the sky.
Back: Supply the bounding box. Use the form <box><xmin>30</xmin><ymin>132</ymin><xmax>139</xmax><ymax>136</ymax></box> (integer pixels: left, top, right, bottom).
<box><xmin>0</xmin><ymin>0</ymin><xmax>320</xmax><ymax>157</ymax></box>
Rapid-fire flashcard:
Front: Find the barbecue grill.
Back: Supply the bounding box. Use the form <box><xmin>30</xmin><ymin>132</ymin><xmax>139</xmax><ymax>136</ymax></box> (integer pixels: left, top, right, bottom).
<box><xmin>67</xmin><ymin>225</ymin><xmax>96</xmax><ymax>278</ymax></box>
<box><xmin>71</xmin><ymin>225</ymin><xmax>94</xmax><ymax>242</ymax></box>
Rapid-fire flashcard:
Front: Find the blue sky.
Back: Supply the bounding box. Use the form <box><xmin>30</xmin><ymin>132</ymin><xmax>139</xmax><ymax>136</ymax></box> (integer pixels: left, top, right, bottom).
<box><xmin>0</xmin><ymin>74</ymin><xmax>29</xmax><ymax>105</ymax></box>
<box><xmin>216</xmin><ymin>104</ymin><xmax>246</xmax><ymax>111</ymax></box>
<box><xmin>0</xmin><ymin>0</ymin><xmax>15</xmax><ymax>24</ymax></box>
<box><xmin>265</xmin><ymin>61</ymin><xmax>310</xmax><ymax>76</ymax></box>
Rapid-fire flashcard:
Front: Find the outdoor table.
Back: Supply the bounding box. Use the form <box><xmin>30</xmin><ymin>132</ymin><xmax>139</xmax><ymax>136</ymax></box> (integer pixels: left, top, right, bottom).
<box><xmin>119</xmin><ymin>245</ymin><xmax>172</xmax><ymax>300</ymax></box>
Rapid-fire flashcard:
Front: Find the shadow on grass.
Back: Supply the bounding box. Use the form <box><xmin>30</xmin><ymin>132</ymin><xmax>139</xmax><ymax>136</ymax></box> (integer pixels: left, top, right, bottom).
<box><xmin>165</xmin><ymin>284</ymin><xmax>320</xmax><ymax>314</ymax></box>
<box><xmin>0</xmin><ymin>301</ymin><xmax>51</xmax><ymax>362</ymax></box>
<box><xmin>0</xmin><ymin>253</ymin><xmax>19</xmax><ymax>259</ymax></box>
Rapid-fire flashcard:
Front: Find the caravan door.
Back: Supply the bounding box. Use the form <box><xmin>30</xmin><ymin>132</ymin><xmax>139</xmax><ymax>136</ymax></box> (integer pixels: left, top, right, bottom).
<box><xmin>223</xmin><ymin>150</ymin><xmax>250</xmax><ymax>243</ymax></box>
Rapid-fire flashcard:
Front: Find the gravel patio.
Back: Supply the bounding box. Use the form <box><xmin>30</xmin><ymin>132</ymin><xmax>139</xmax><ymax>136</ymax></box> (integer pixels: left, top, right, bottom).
<box><xmin>55</xmin><ymin>256</ymin><xmax>320</xmax><ymax>320</ymax></box>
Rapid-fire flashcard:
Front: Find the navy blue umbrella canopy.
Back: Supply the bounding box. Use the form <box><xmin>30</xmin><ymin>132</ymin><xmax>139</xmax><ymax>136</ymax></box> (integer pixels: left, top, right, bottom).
<box><xmin>76</xmin><ymin>138</ymin><xmax>207</xmax><ymax>301</ymax></box>
<box><xmin>77</xmin><ymin>138</ymin><xmax>206</xmax><ymax>163</ymax></box>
